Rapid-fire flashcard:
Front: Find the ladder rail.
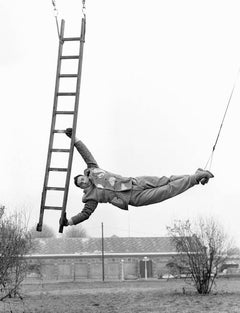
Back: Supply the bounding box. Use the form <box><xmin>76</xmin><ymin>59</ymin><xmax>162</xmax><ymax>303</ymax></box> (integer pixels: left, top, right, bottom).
<box><xmin>59</xmin><ymin>17</ymin><xmax>86</xmax><ymax>233</ymax></box>
<box><xmin>37</xmin><ymin>20</ymin><xmax>66</xmax><ymax>232</ymax></box>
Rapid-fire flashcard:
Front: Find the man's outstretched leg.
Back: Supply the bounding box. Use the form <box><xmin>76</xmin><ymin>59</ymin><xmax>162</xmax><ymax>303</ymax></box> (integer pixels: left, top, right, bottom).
<box><xmin>129</xmin><ymin>169</ymin><xmax>214</xmax><ymax>207</ymax></box>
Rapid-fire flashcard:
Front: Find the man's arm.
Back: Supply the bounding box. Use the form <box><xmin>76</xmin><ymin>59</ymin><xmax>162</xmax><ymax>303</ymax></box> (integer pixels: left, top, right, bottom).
<box><xmin>68</xmin><ymin>200</ymin><xmax>98</xmax><ymax>225</ymax></box>
<box><xmin>66</xmin><ymin>128</ymin><xmax>99</xmax><ymax>168</ymax></box>
<box><xmin>74</xmin><ymin>140</ymin><xmax>99</xmax><ymax>168</ymax></box>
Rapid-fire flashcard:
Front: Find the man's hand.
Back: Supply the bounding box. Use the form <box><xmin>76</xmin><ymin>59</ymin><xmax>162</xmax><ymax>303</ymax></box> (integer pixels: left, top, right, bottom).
<box><xmin>59</xmin><ymin>212</ymin><xmax>69</xmax><ymax>227</ymax></box>
<box><xmin>65</xmin><ymin>128</ymin><xmax>72</xmax><ymax>138</ymax></box>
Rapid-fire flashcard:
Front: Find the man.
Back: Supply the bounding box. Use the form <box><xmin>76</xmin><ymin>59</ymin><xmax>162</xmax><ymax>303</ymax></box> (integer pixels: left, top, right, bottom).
<box><xmin>60</xmin><ymin>128</ymin><xmax>214</xmax><ymax>227</ymax></box>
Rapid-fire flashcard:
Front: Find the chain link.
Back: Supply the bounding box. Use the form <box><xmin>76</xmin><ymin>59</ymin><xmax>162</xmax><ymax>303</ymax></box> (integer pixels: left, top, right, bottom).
<box><xmin>51</xmin><ymin>0</ymin><xmax>58</xmax><ymax>17</ymax></box>
<box><xmin>82</xmin><ymin>0</ymin><xmax>86</xmax><ymax>17</ymax></box>
<box><xmin>51</xmin><ymin>0</ymin><xmax>60</xmax><ymax>39</ymax></box>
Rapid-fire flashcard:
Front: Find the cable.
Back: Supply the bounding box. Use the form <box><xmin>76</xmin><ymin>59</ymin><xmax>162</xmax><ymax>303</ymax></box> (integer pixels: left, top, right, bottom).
<box><xmin>204</xmin><ymin>68</ymin><xmax>240</xmax><ymax>170</ymax></box>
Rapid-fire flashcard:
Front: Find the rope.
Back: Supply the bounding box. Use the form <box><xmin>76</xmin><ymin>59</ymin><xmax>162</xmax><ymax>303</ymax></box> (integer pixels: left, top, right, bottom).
<box><xmin>204</xmin><ymin>68</ymin><xmax>240</xmax><ymax>170</ymax></box>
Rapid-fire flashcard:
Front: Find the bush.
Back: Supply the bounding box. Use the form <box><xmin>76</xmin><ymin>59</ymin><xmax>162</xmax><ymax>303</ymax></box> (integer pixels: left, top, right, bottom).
<box><xmin>0</xmin><ymin>206</ymin><xmax>32</xmax><ymax>301</ymax></box>
<box><xmin>29</xmin><ymin>224</ymin><xmax>56</xmax><ymax>239</ymax></box>
<box><xmin>167</xmin><ymin>217</ymin><xmax>230</xmax><ymax>294</ymax></box>
<box><xmin>64</xmin><ymin>225</ymin><xmax>88</xmax><ymax>238</ymax></box>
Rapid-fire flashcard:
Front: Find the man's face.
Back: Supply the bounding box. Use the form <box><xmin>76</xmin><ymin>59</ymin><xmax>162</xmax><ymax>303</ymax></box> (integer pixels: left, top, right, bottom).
<box><xmin>75</xmin><ymin>175</ymin><xmax>91</xmax><ymax>189</ymax></box>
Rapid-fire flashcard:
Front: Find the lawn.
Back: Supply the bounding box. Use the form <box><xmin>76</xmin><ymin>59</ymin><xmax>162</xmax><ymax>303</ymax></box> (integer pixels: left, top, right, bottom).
<box><xmin>0</xmin><ymin>278</ymin><xmax>240</xmax><ymax>313</ymax></box>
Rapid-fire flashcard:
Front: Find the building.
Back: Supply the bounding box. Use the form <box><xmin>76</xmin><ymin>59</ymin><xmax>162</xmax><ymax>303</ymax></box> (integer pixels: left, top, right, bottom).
<box><xmin>26</xmin><ymin>237</ymin><xmax>179</xmax><ymax>282</ymax></box>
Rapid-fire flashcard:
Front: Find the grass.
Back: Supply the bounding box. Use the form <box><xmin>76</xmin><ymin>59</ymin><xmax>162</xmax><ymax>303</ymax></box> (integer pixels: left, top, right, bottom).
<box><xmin>0</xmin><ymin>278</ymin><xmax>240</xmax><ymax>313</ymax></box>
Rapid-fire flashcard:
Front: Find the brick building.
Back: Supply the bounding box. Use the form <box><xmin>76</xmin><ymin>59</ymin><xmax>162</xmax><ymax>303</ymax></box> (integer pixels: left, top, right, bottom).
<box><xmin>25</xmin><ymin>237</ymin><xmax>181</xmax><ymax>282</ymax></box>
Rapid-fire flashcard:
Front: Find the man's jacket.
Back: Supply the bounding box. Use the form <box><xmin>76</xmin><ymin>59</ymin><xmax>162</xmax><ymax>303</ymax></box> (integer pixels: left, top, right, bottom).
<box><xmin>83</xmin><ymin>167</ymin><xmax>133</xmax><ymax>210</ymax></box>
<box><xmin>71</xmin><ymin>140</ymin><xmax>133</xmax><ymax>225</ymax></box>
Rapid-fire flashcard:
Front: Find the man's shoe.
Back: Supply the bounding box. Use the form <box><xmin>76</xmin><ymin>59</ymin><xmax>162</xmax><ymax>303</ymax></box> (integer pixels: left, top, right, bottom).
<box><xmin>195</xmin><ymin>168</ymin><xmax>214</xmax><ymax>185</ymax></box>
<box><xmin>59</xmin><ymin>212</ymin><xmax>69</xmax><ymax>227</ymax></box>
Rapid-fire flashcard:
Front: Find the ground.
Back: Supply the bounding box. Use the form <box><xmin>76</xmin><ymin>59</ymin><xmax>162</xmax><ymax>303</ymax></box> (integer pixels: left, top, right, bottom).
<box><xmin>1</xmin><ymin>278</ymin><xmax>240</xmax><ymax>313</ymax></box>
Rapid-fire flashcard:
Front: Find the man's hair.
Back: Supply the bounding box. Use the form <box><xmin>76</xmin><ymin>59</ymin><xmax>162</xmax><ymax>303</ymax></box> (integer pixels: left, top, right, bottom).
<box><xmin>74</xmin><ymin>174</ymin><xmax>84</xmax><ymax>187</ymax></box>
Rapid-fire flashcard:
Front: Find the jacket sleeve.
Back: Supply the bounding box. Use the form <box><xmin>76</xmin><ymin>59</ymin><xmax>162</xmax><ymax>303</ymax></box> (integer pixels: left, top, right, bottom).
<box><xmin>74</xmin><ymin>140</ymin><xmax>99</xmax><ymax>168</ymax></box>
<box><xmin>71</xmin><ymin>200</ymin><xmax>98</xmax><ymax>225</ymax></box>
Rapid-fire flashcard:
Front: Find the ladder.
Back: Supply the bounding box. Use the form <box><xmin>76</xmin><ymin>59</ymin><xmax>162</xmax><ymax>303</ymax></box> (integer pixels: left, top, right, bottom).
<box><xmin>37</xmin><ymin>17</ymin><xmax>86</xmax><ymax>233</ymax></box>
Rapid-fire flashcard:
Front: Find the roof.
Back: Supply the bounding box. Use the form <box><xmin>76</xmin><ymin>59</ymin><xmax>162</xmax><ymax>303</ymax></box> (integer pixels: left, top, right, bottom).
<box><xmin>30</xmin><ymin>237</ymin><xmax>177</xmax><ymax>256</ymax></box>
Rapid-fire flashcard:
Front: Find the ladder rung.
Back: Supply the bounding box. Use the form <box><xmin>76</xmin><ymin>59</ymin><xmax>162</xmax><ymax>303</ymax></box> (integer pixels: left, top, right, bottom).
<box><xmin>49</xmin><ymin>167</ymin><xmax>68</xmax><ymax>172</ymax></box>
<box><xmin>55</xmin><ymin>111</ymin><xmax>75</xmax><ymax>115</ymax></box>
<box><xmin>53</xmin><ymin>130</ymin><xmax>66</xmax><ymax>133</ymax></box>
<box><xmin>44</xmin><ymin>206</ymin><xmax>63</xmax><ymax>211</ymax></box>
<box><xmin>51</xmin><ymin>149</ymin><xmax>71</xmax><ymax>153</ymax></box>
<box><xmin>63</xmin><ymin>37</ymin><xmax>80</xmax><ymax>41</ymax></box>
<box><xmin>57</xmin><ymin>92</ymin><xmax>76</xmax><ymax>96</ymax></box>
<box><xmin>45</xmin><ymin>187</ymin><xmax>65</xmax><ymax>191</ymax></box>
<box><xmin>59</xmin><ymin>74</ymin><xmax>78</xmax><ymax>78</ymax></box>
<box><xmin>61</xmin><ymin>55</ymin><xmax>79</xmax><ymax>60</ymax></box>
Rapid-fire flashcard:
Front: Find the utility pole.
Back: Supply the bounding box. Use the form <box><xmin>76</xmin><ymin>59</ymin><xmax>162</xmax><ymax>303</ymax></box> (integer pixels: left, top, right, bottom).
<box><xmin>101</xmin><ymin>222</ymin><xmax>105</xmax><ymax>281</ymax></box>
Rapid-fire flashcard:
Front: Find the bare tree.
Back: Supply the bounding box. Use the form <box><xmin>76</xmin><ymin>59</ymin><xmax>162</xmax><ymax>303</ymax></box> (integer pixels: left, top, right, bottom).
<box><xmin>167</xmin><ymin>217</ymin><xmax>230</xmax><ymax>294</ymax></box>
<box><xmin>29</xmin><ymin>224</ymin><xmax>56</xmax><ymax>239</ymax></box>
<box><xmin>226</xmin><ymin>246</ymin><xmax>240</xmax><ymax>256</ymax></box>
<box><xmin>64</xmin><ymin>225</ymin><xmax>88</xmax><ymax>238</ymax></box>
<box><xmin>0</xmin><ymin>205</ymin><xmax>32</xmax><ymax>301</ymax></box>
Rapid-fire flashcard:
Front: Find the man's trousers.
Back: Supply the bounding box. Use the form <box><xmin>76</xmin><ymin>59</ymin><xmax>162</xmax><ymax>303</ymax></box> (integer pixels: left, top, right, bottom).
<box><xmin>129</xmin><ymin>175</ymin><xmax>198</xmax><ymax>207</ymax></box>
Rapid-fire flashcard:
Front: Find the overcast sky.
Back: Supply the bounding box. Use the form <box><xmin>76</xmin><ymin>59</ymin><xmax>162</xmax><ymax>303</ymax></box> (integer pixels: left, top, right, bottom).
<box><xmin>1</xmin><ymin>0</ymin><xmax>240</xmax><ymax>244</ymax></box>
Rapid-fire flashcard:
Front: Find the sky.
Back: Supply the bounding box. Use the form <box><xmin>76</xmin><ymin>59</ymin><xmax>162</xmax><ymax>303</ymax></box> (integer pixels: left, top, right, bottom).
<box><xmin>1</xmin><ymin>0</ymin><xmax>240</xmax><ymax>245</ymax></box>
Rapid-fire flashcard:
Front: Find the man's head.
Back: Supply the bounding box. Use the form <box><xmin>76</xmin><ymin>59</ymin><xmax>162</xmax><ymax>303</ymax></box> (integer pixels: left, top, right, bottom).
<box><xmin>74</xmin><ymin>175</ymin><xmax>91</xmax><ymax>189</ymax></box>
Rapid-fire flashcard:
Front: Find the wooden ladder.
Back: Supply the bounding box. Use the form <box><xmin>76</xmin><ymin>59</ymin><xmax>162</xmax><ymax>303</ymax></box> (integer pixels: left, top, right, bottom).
<box><xmin>37</xmin><ymin>18</ymin><xmax>86</xmax><ymax>233</ymax></box>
